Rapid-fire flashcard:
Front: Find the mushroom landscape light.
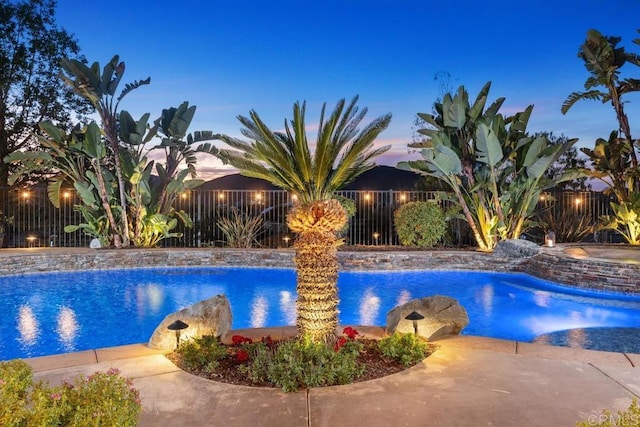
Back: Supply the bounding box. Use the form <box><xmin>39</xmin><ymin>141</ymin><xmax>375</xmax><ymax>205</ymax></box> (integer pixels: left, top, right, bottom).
<box><xmin>405</xmin><ymin>311</ymin><xmax>425</xmax><ymax>335</ymax></box>
<box><xmin>167</xmin><ymin>320</ymin><xmax>189</xmax><ymax>349</ymax></box>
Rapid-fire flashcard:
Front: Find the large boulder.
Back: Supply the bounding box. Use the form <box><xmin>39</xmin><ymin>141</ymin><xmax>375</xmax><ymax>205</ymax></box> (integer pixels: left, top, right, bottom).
<box><xmin>148</xmin><ymin>294</ymin><xmax>232</xmax><ymax>351</ymax></box>
<box><xmin>493</xmin><ymin>239</ymin><xmax>540</xmax><ymax>258</ymax></box>
<box><xmin>386</xmin><ymin>295</ymin><xmax>469</xmax><ymax>341</ymax></box>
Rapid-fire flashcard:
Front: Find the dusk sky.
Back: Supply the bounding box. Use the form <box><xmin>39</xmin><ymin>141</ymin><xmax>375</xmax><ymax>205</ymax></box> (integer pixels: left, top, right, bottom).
<box><xmin>55</xmin><ymin>1</ymin><xmax>640</xmax><ymax>180</ymax></box>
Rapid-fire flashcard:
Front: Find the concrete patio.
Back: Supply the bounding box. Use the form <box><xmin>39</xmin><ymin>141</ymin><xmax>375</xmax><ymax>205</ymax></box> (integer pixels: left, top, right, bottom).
<box><xmin>27</xmin><ymin>334</ymin><xmax>640</xmax><ymax>427</ymax></box>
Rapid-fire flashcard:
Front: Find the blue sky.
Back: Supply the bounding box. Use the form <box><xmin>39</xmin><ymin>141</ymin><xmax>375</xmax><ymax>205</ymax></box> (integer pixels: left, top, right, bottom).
<box><xmin>55</xmin><ymin>1</ymin><xmax>640</xmax><ymax>180</ymax></box>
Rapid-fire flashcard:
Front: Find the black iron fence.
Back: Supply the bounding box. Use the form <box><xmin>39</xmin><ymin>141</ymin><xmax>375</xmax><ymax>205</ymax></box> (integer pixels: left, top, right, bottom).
<box><xmin>0</xmin><ymin>186</ymin><xmax>617</xmax><ymax>248</ymax></box>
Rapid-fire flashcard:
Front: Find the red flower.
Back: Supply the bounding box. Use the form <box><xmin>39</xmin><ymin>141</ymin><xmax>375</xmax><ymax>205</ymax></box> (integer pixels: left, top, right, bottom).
<box><xmin>334</xmin><ymin>336</ymin><xmax>347</xmax><ymax>352</ymax></box>
<box><xmin>261</xmin><ymin>335</ymin><xmax>274</xmax><ymax>347</ymax></box>
<box><xmin>231</xmin><ymin>335</ymin><xmax>253</xmax><ymax>345</ymax></box>
<box><xmin>343</xmin><ymin>327</ymin><xmax>359</xmax><ymax>340</ymax></box>
<box><xmin>236</xmin><ymin>349</ymin><xmax>249</xmax><ymax>362</ymax></box>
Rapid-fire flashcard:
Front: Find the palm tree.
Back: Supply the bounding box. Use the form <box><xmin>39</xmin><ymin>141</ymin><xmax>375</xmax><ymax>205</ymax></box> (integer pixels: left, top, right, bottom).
<box><xmin>215</xmin><ymin>96</ymin><xmax>391</xmax><ymax>343</ymax></box>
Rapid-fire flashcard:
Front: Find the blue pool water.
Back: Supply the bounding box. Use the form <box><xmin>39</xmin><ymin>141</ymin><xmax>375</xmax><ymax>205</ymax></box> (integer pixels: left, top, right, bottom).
<box><xmin>1</xmin><ymin>267</ymin><xmax>640</xmax><ymax>360</ymax></box>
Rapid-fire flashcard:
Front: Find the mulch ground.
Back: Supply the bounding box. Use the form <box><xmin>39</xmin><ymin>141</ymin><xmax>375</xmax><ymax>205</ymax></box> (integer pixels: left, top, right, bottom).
<box><xmin>167</xmin><ymin>339</ymin><xmax>436</xmax><ymax>388</ymax></box>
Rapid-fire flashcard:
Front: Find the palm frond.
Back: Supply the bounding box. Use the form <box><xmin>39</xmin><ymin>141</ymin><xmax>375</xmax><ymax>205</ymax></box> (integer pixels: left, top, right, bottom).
<box><xmin>214</xmin><ymin>97</ymin><xmax>391</xmax><ymax>202</ymax></box>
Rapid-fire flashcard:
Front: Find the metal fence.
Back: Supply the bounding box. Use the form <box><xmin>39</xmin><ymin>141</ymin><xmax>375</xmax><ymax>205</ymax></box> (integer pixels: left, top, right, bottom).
<box><xmin>0</xmin><ymin>186</ymin><xmax>617</xmax><ymax>248</ymax></box>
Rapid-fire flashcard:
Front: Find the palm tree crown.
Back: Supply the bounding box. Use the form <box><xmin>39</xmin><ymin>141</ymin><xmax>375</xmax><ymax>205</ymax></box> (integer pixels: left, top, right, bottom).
<box><xmin>215</xmin><ymin>96</ymin><xmax>391</xmax><ymax>203</ymax></box>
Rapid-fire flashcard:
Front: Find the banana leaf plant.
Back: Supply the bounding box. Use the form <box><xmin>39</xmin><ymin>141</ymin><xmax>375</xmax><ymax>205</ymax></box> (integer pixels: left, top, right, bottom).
<box><xmin>8</xmin><ymin>55</ymin><xmax>218</xmax><ymax>248</ymax></box>
<box><xmin>5</xmin><ymin>121</ymin><xmax>118</xmax><ymax>246</ymax></box>
<box><xmin>399</xmin><ymin>82</ymin><xmax>577</xmax><ymax>251</ymax></box>
<box><xmin>119</xmin><ymin>102</ymin><xmax>217</xmax><ymax>247</ymax></box>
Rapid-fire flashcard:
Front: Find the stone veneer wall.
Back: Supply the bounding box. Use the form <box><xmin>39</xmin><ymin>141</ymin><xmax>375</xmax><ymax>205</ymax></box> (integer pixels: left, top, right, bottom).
<box><xmin>521</xmin><ymin>249</ymin><xmax>640</xmax><ymax>293</ymax></box>
<box><xmin>0</xmin><ymin>248</ymin><xmax>523</xmax><ymax>276</ymax></box>
<box><xmin>0</xmin><ymin>247</ymin><xmax>638</xmax><ymax>293</ymax></box>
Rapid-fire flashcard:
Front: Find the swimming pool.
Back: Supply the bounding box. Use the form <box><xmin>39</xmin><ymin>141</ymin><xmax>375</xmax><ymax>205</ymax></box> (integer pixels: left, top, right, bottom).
<box><xmin>1</xmin><ymin>267</ymin><xmax>639</xmax><ymax>360</ymax></box>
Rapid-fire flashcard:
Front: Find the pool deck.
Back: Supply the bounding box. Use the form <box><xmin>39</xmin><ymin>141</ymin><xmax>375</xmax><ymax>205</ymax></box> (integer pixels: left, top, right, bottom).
<box><xmin>27</xmin><ymin>331</ymin><xmax>639</xmax><ymax>427</ymax></box>
<box><xmin>6</xmin><ymin>245</ymin><xmax>640</xmax><ymax>425</ymax></box>
<box><xmin>563</xmin><ymin>244</ymin><xmax>640</xmax><ymax>264</ymax></box>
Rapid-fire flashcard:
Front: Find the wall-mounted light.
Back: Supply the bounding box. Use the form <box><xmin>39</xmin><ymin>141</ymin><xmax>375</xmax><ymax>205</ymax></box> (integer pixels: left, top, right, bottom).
<box><xmin>364</xmin><ymin>193</ymin><xmax>371</xmax><ymax>202</ymax></box>
<box><xmin>399</xmin><ymin>193</ymin><xmax>407</xmax><ymax>202</ymax></box>
<box><xmin>218</xmin><ymin>192</ymin><xmax>225</xmax><ymax>200</ymax></box>
<box><xmin>180</xmin><ymin>192</ymin><xmax>188</xmax><ymax>200</ymax></box>
<box><xmin>167</xmin><ymin>319</ymin><xmax>189</xmax><ymax>349</ymax></box>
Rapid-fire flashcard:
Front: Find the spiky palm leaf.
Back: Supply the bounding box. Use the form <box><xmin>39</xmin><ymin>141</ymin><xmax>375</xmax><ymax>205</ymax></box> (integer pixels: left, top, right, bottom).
<box><xmin>216</xmin><ymin>96</ymin><xmax>391</xmax><ymax>203</ymax></box>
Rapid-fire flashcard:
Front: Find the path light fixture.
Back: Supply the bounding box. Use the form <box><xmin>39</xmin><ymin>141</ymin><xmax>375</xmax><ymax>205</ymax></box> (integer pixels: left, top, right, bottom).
<box><xmin>283</xmin><ymin>235</ymin><xmax>291</xmax><ymax>246</ymax></box>
<box><xmin>545</xmin><ymin>231</ymin><xmax>556</xmax><ymax>248</ymax></box>
<box><xmin>405</xmin><ymin>311</ymin><xmax>424</xmax><ymax>335</ymax></box>
<box><xmin>26</xmin><ymin>235</ymin><xmax>37</xmax><ymax>247</ymax></box>
<box><xmin>167</xmin><ymin>319</ymin><xmax>189</xmax><ymax>349</ymax></box>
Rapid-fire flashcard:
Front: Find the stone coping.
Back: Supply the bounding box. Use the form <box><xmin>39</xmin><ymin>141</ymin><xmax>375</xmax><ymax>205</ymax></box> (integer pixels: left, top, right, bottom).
<box><xmin>1</xmin><ymin>245</ymin><xmax>639</xmax><ymax>292</ymax></box>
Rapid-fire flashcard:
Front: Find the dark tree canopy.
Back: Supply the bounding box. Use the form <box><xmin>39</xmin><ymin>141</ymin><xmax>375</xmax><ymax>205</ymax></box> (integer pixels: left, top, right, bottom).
<box><xmin>0</xmin><ymin>0</ymin><xmax>87</xmax><ymax>187</ymax></box>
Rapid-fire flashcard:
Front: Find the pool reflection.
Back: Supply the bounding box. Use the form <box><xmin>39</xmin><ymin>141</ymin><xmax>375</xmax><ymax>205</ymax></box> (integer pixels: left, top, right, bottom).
<box><xmin>56</xmin><ymin>307</ymin><xmax>78</xmax><ymax>350</ymax></box>
<box><xmin>250</xmin><ymin>295</ymin><xmax>269</xmax><ymax>328</ymax></box>
<box><xmin>533</xmin><ymin>291</ymin><xmax>551</xmax><ymax>308</ymax></box>
<box><xmin>359</xmin><ymin>288</ymin><xmax>380</xmax><ymax>325</ymax></box>
<box><xmin>396</xmin><ymin>289</ymin><xmax>411</xmax><ymax>306</ymax></box>
<box><xmin>523</xmin><ymin>307</ymin><xmax>630</xmax><ymax>337</ymax></box>
<box><xmin>17</xmin><ymin>305</ymin><xmax>39</xmax><ymax>346</ymax></box>
<box><xmin>145</xmin><ymin>284</ymin><xmax>165</xmax><ymax>314</ymax></box>
<box><xmin>478</xmin><ymin>285</ymin><xmax>494</xmax><ymax>316</ymax></box>
<box><xmin>279</xmin><ymin>291</ymin><xmax>296</xmax><ymax>325</ymax></box>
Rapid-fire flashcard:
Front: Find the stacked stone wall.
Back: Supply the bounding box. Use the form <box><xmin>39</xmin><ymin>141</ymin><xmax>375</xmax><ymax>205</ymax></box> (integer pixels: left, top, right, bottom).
<box><xmin>520</xmin><ymin>251</ymin><xmax>640</xmax><ymax>293</ymax></box>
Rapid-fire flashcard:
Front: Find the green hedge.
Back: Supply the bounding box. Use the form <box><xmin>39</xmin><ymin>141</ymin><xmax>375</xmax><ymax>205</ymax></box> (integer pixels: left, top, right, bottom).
<box><xmin>394</xmin><ymin>201</ymin><xmax>446</xmax><ymax>247</ymax></box>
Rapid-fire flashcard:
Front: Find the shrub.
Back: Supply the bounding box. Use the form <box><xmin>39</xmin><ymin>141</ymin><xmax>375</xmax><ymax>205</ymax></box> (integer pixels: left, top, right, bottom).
<box><xmin>217</xmin><ymin>207</ymin><xmax>264</xmax><ymax>248</ymax></box>
<box><xmin>0</xmin><ymin>360</ymin><xmax>141</xmax><ymax>427</ymax></box>
<box><xmin>176</xmin><ymin>335</ymin><xmax>229</xmax><ymax>373</ymax></box>
<box><xmin>394</xmin><ymin>201</ymin><xmax>447</xmax><ymax>247</ymax></box>
<box><xmin>577</xmin><ymin>398</ymin><xmax>640</xmax><ymax>426</ymax></box>
<box><xmin>240</xmin><ymin>335</ymin><xmax>365</xmax><ymax>392</ymax></box>
<box><xmin>378</xmin><ymin>332</ymin><xmax>429</xmax><ymax>366</ymax></box>
<box><xmin>535</xmin><ymin>204</ymin><xmax>593</xmax><ymax>243</ymax></box>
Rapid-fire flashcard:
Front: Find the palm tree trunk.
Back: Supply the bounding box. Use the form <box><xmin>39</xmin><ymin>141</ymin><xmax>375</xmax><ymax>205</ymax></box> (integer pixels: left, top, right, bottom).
<box><xmin>294</xmin><ymin>230</ymin><xmax>340</xmax><ymax>343</ymax></box>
